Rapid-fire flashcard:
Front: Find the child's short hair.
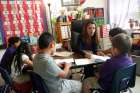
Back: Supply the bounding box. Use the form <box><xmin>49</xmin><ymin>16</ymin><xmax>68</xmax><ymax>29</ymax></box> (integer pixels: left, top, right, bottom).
<box><xmin>109</xmin><ymin>27</ymin><xmax>127</xmax><ymax>37</ymax></box>
<box><xmin>8</xmin><ymin>36</ymin><xmax>21</xmax><ymax>47</ymax></box>
<box><xmin>38</xmin><ymin>32</ymin><xmax>54</xmax><ymax>49</ymax></box>
<box><xmin>111</xmin><ymin>33</ymin><xmax>132</xmax><ymax>54</ymax></box>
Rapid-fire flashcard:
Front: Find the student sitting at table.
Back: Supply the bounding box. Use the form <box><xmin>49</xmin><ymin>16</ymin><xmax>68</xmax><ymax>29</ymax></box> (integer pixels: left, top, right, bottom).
<box><xmin>0</xmin><ymin>36</ymin><xmax>21</xmax><ymax>74</ymax></box>
<box><xmin>83</xmin><ymin>33</ymin><xmax>133</xmax><ymax>93</ymax></box>
<box><xmin>102</xmin><ymin>27</ymin><xmax>127</xmax><ymax>55</ymax></box>
<box><xmin>33</xmin><ymin>32</ymin><xmax>82</xmax><ymax>93</ymax></box>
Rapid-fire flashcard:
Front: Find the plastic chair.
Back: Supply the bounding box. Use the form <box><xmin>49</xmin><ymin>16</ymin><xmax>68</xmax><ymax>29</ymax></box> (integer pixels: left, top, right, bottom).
<box><xmin>28</xmin><ymin>71</ymin><xmax>49</xmax><ymax>93</ymax></box>
<box><xmin>0</xmin><ymin>67</ymin><xmax>13</xmax><ymax>93</ymax></box>
<box><xmin>92</xmin><ymin>63</ymin><xmax>136</xmax><ymax>93</ymax></box>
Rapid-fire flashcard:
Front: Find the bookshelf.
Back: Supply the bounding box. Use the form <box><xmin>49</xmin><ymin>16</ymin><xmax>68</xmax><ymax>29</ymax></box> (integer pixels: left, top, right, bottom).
<box><xmin>55</xmin><ymin>22</ymin><xmax>71</xmax><ymax>43</ymax></box>
<box><xmin>83</xmin><ymin>7</ymin><xmax>104</xmax><ymax>26</ymax></box>
<box><xmin>131</xmin><ymin>30</ymin><xmax>140</xmax><ymax>46</ymax></box>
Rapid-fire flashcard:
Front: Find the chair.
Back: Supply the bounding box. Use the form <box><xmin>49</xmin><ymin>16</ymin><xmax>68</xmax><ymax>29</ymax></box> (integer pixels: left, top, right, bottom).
<box><xmin>71</xmin><ymin>20</ymin><xmax>84</xmax><ymax>34</ymax></box>
<box><xmin>92</xmin><ymin>63</ymin><xmax>136</xmax><ymax>93</ymax></box>
<box><xmin>0</xmin><ymin>67</ymin><xmax>12</xmax><ymax>86</ymax></box>
<box><xmin>70</xmin><ymin>31</ymin><xmax>80</xmax><ymax>51</ymax></box>
<box><xmin>0</xmin><ymin>67</ymin><xmax>13</xmax><ymax>93</ymax></box>
<box><xmin>28</xmin><ymin>71</ymin><xmax>49</xmax><ymax>93</ymax></box>
<box><xmin>132</xmin><ymin>55</ymin><xmax>140</xmax><ymax>76</ymax></box>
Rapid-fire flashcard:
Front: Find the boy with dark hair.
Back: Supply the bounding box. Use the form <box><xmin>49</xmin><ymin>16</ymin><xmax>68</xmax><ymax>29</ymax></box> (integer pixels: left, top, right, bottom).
<box><xmin>101</xmin><ymin>27</ymin><xmax>128</xmax><ymax>55</ymax></box>
<box><xmin>33</xmin><ymin>32</ymin><xmax>82</xmax><ymax>93</ymax></box>
<box><xmin>83</xmin><ymin>33</ymin><xmax>133</xmax><ymax>93</ymax></box>
<box><xmin>109</xmin><ymin>27</ymin><xmax>127</xmax><ymax>38</ymax></box>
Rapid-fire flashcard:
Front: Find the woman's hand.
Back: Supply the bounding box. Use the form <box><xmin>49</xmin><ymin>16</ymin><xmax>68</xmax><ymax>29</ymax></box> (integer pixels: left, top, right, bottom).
<box><xmin>84</xmin><ymin>51</ymin><xmax>92</xmax><ymax>59</ymax></box>
<box><xmin>97</xmin><ymin>51</ymin><xmax>105</xmax><ymax>56</ymax></box>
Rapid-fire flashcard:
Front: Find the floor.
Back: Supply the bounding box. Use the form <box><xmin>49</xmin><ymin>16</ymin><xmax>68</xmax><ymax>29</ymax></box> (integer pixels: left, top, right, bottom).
<box><xmin>0</xmin><ymin>49</ymin><xmax>139</xmax><ymax>93</ymax></box>
<box><xmin>131</xmin><ymin>76</ymin><xmax>140</xmax><ymax>93</ymax></box>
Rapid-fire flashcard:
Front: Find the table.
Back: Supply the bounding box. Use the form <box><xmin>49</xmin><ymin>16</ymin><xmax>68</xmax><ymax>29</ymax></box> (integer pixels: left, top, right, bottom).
<box><xmin>53</xmin><ymin>52</ymin><xmax>106</xmax><ymax>69</ymax></box>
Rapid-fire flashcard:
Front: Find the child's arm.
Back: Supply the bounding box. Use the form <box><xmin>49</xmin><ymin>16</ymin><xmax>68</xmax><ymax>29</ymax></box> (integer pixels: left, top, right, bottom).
<box><xmin>22</xmin><ymin>54</ymin><xmax>33</xmax><ymax>66</ymax></box>
<box><xmin>23</xmin><ymin>60</ymin><xmax>33</xmax><ymax>66</ymax></box>
<box><xmin>95</xmin><ymin>72</ymin><xmax>100</xmax><ymax>79</ymax></box>
<box><xmin>58</xmin><ymin>63</ymin><xmax>71</xmax><ymax>78</ymax></box>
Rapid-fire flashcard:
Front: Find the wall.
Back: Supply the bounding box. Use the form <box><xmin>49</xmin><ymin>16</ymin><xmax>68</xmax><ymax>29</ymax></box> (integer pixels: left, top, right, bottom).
<box><xmin>45</xmin><ymin>0</ymin><xmax>107</xmax><ymax>32</ymax></box>
<box><xmin>81</xmin><ymin>0</ymin><xmax>107</xmax><ymax>23</ymax></box>
<box><xmin>81</xmin><ymin>0</ymin><xmax>105</xmax><ymax>8</ymax></box>
<box><xmin>45</xmin><ymin>0</ymin><xmax>106</xmax><ymax>18</ymax></box>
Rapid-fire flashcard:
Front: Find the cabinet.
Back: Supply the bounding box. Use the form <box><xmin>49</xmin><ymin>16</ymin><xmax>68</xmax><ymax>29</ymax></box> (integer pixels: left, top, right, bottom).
<box><xmin>55</xmin><ymin>22</ymin><xmax>71</xmax><ymax>43</ymax></box>
<box><xmin>131</xmin><ymin>30</ymin><xmax>140</xmax><ymax>48</ymax></box>
<box><xmin>55</xmin><ymin>22</ymin><xmax>71</xmax><ymax>49</ymax></box>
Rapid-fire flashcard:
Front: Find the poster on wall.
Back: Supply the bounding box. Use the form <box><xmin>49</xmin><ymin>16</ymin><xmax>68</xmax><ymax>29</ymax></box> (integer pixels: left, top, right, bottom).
<box><xmin>0</xmin><ymin>0</ymin><xmax>47</xmax><ymax>46</ymax></box>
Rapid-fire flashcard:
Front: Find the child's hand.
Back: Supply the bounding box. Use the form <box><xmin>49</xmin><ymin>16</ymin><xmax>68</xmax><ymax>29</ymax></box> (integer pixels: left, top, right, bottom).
<box><xmin>57</xmin><ymin>63</ymin><xmax>64</xmax><ymax>68</ymax></box>
<box><xmin>64</xmin><ymin>63</ymin><xmax>71</xmax><ymax>68</ymax></box>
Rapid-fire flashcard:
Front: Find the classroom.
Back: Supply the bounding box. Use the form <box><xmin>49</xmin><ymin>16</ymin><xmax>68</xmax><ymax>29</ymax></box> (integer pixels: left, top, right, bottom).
<box><xmin>0</xmin><ymin>0</ymin><xmax>140</xmax><ymax>93</ymax></box>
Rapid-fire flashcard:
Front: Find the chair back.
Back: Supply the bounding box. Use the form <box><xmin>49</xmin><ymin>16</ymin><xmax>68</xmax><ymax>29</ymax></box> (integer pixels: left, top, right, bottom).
<box><xmin>0</xmin><ymin>67</ymin><xmax>12</xmax><ymax>85</ymax></box>
<box><xmin>28</xmin><ymin>71</ymin><xmax>49</xmax><ymax>93</ymax></box>
<box><xmin>0</xmin><ymin>67</ymin><xmax>13</xmax><ymax>93</ymax></box>
<box><xmin>111</xmin><ymin>63</ymin><xmax>136</xmax><ymax>93</ymax></box>
<box><xmin>70</xmin><ymin>31</ymin><xmax>80</xmax><ymax>51</ymax></box>
<box><xmin>71</xmin><ymin>20</ymin><xmax>84</xmax><ymax>34</ymax></box>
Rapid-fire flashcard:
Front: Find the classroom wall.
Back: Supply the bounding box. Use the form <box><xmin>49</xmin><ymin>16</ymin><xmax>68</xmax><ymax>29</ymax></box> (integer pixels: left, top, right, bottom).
<box><xmin>45</xmin><ymin>0</ymin><xmax>107</xmax><ymax>31</ymax></box>
<box><xmin>81</xmin><ymin>0</ymin><xmax>106</xmax><ymax>8</ymax></box>
<box><xmin>81</xmin><ymin>0</ymin><xmax>107</xmax><ymax>23</ymax></box>
<box><xmin>46</xmin><ymin>0</ymin><xmax>106</xmax><ymax>18</ymax></box>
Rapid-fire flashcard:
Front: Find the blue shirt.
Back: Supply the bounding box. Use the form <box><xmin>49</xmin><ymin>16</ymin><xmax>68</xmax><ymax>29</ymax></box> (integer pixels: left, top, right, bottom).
<box><xmin>0</xmin><ymin>46</ymin><xmax>17</xmax><ymax>74</ymax></box>
<box><xmin>98</xmin><ymin>54</ymin><xmax>133</xmax><ymax>92</ymax></box>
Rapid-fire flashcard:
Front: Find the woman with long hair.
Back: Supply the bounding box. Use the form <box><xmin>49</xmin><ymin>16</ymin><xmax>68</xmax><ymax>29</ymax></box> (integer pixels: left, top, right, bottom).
<box><xmin>78</xmin><ymin>20</ymin><xmax>98</xmax><ymax>54</ymax></box>
<box><xmin>77</xmin><ymin>20</ymin><xmax>99</xmax><ymax>78</ymax></box>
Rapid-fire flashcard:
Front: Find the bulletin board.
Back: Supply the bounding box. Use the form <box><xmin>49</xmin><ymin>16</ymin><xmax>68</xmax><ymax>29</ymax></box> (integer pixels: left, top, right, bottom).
<box><xmin>0</xmin><ymin>0</ymin><xmax>48</xmax><ymax>47</ymax></box>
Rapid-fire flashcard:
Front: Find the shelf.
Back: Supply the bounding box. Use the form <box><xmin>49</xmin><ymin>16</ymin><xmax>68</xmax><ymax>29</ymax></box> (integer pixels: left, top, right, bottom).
<box><xmin>132</xmin><ymin>32</ymin><xmax>140</xmax><ymax>34</ymax></box>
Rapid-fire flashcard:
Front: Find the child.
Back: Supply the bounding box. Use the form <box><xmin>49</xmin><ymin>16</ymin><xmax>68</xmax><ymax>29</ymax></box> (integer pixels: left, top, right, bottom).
<box><xmin>83</xmin><ymin>33</ymin><xmax>133</xmax><ymax>93</ymax></box>
<box><xmin>33</xmin><ymin>32</ymin><xmax>82</xmax><ymax>93</ymax></box>
<box><xmin>0</xmin><ymin>36</ymin><xmax>21</xmax><ymax>74</ymax></box>
<box><xmin>102</xmin><ymin>27</ymin><xmax>128</xmax><ymax>55</ymax></box>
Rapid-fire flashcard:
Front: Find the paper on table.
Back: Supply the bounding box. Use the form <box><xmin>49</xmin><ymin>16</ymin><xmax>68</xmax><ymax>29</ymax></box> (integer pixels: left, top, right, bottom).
<box><xmin>54</xmin><ymin>58</ymin><xmax>74</xmax><ymax>64</ymax></box>
<box><xmin>75</xmin><ymin>58</ymin><xmax>92</xmax><ymax>65</ymax></box>
<box><xmin>54</xmin><ymin>51</ymin><xmax>73</xmax><ymax>57</ymax></box>
<box><xmin>91</xmin><ymin>54</ymin><xmax>110</xmax><ymax>61</ymax></box>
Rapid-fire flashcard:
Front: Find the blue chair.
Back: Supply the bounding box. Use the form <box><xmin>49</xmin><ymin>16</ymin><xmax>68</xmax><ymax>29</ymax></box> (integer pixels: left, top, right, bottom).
<box><xmin>92</xmin><ymin>63</ymin><xmax>136</xmax><ymax>93</ymax></box>
<box><xmin>28</xmin><ymin>71</ymin><xmax>49</xmax><ymax>93</ymax></box>
<box><xmin>0</xmin><ymin>67</ymin><xmax>13</xmax><ymax>93</ymax></box>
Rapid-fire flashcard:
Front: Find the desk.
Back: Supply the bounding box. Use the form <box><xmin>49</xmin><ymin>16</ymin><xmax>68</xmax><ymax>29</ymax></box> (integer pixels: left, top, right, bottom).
<box><xmin>53</xmin><ymin>52</ymin><xmax>106</xmax><ymax>69</ymax></box>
